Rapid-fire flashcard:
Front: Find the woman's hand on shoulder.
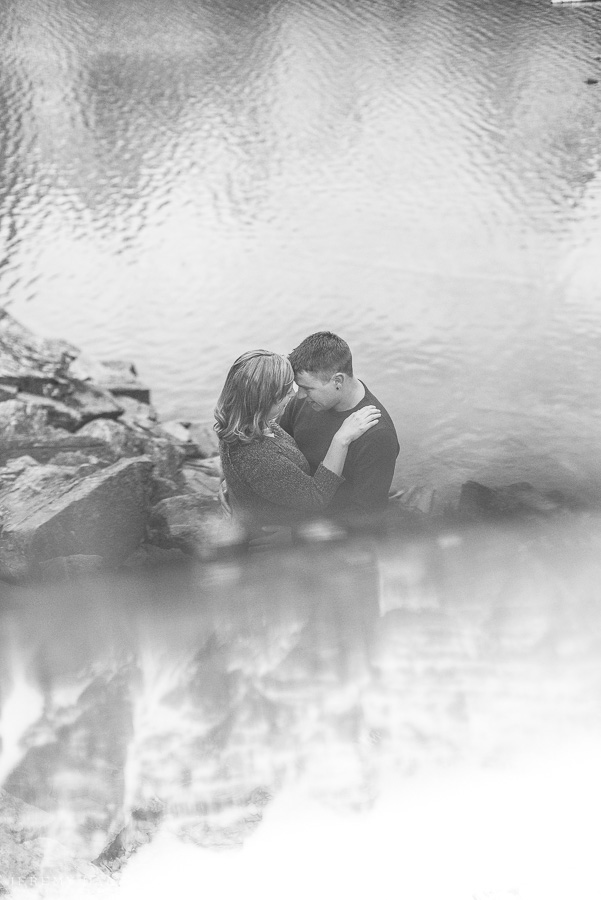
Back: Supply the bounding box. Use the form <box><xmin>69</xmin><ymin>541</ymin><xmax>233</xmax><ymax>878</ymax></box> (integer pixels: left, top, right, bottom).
<box><xmin>335</xmin><ymin>406</ymin><xmax>381</xmax><ymax>445</ymax></box>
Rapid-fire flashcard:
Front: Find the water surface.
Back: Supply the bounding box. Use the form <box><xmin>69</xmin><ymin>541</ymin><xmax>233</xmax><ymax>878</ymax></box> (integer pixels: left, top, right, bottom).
<box><xmin>2</xmin><ymin>0</ymin><xmax>601</xmax><ymax>501</ymax></box>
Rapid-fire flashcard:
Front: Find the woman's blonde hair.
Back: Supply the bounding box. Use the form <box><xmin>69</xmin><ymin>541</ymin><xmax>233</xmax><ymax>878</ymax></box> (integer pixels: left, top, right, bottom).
<box><xmin>214</xmin><ymin>350</ymin><xmax>294</xmax><ymax>444</ymax></box>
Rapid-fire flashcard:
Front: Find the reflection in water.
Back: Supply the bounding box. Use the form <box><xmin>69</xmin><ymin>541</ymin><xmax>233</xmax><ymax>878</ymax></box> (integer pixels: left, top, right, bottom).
<box><xmin>2</xmin><ymin>516</ymin><xmax>601</xmax><ymax>895</ymax></box>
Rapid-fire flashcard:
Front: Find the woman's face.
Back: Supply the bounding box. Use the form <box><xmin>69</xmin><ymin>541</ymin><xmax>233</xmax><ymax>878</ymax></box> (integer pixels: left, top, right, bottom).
<box><xmin>267</xmin><ymin>383</ymin><xmax>296</xmax><ymax>422</ymax></box>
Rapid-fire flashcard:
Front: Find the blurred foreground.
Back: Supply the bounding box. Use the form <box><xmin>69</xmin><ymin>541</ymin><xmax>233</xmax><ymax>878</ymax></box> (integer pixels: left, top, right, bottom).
<box><xmin>1</xmin><ymin>513</ymin><xmax>601</xmax><ymax>899</ymax></box>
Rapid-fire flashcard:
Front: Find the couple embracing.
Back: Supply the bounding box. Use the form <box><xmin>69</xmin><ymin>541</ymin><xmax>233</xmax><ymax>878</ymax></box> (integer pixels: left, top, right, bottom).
<box><xmin>215</xmin><ymin>332</ymin><xmax>399</xmax><ymax>543</ymax></box>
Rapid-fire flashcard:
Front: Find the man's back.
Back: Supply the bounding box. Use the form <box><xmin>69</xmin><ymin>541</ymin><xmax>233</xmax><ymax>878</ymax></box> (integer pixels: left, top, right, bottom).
<box><xmin>280</xmin><ymin>382</ymin><xmax>399</xmax><ymax>519</ymax></box>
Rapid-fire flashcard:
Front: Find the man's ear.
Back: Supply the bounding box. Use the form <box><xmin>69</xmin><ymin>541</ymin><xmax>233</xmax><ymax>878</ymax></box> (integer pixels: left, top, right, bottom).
<box><xmin>333</xmin><ymin>372</ymin><xmax>345</xmax><ymax>388</ymax></box>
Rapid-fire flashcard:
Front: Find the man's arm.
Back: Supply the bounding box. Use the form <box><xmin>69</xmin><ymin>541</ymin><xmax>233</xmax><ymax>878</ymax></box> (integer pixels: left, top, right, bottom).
<box><xmin>343</xmin><ymin>429</ymin><xmax>399</xmax><ymax>514</ymax></box>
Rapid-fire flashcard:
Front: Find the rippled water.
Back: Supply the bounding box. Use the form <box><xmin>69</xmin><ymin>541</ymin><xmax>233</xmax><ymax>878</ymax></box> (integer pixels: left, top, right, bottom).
<box><xmin>2</xmin><ymin>519</ymin><xmax>601</xmax><ymax>896</ymax></box>
<box><xmin>2</xmin><ymin>0</ymin><xmax>601</xmax><ymax>502</ymax></box>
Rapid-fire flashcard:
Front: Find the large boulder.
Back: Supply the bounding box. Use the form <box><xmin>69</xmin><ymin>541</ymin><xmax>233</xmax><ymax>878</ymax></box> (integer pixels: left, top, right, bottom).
<box><xmin>77</xmin><ymin>417</ymin><xmax>186</xmax><ymax>489</ymax></box>
<box><xmin>0</xmin><ymin>308</ymin><xmax>78</xmax><ymax>388</ymax></box>
<box><xmin>0</xmin><ymin>789</ymin><xmax>113</xmax><ymax>892</ymax></box>
<box><xmin>147</xmin><ymin>495</ymin><xmax>218</xmax><ymax>557</ymax></box>
<box><xmin>0</xmin><ymin>457</ymin><xmax>153</xmax><ymax>576</ymax></box>
<box><xmin>457</xmin><ymin>480</ymin><xmax>570</xmax><ymax>521</ymax></box>
<box><xmin>0</xmin><ymin>399</ymin><xmax>113</xmax><ymax>466</ymax></box>
<box><xmin>187</xmin><ymin>421</ymin><xmax>220</xmax><ymax>458</ymax></box>
<box><xmin>0</xmin><ymin>309</ymin><xmax>126</xmax><ymax>426</ymax></box>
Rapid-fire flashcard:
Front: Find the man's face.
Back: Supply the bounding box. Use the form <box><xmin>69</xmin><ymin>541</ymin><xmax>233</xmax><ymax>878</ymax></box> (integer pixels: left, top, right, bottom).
<box><xmin>294</xmin><ymin>370</ymin><xmax>339</xmax><ymax>411</ymax></box>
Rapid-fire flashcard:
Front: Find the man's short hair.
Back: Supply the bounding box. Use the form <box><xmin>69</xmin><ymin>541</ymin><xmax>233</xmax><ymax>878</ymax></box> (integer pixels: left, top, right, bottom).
<box><xmin>288</xmin><ymin>332</ymin><xmax>353</xmax><ymax>379</ymax></box>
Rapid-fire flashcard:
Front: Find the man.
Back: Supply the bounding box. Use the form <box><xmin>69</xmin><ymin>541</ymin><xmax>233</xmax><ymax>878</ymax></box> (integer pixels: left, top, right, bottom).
<box><xmin>279</xmin><ymin>331</ymin><xmax>399</xmax><ymax>523</ymax></box>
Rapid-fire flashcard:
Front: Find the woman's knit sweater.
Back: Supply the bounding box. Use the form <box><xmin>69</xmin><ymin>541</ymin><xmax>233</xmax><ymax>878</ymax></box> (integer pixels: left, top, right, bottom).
<box><xmin>219</xmin><ymin>424</ymin><xmax>344</xmax><ymax>528</ymax></box>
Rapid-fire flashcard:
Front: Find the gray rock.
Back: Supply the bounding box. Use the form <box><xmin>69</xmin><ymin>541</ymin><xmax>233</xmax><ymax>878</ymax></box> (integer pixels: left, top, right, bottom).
<box><xmin>187</xmin><ymin>421</ymin><xmax>220</xmax><ymax>458</ymax></box>
<box><xmin>0</xmin><ymin>400</ymin><xmax>112</xmax><ymax>466</ymax></box>
<box><xmin>79</xmin><ymin>415</ymin><xmax>187</xmax><ymax>484</ymax></box>
<box><xmin>114</xmin><ymin>395</ymin><xmax>160</xmax><ymax>431</ymax></box>
<box><xmin>38</xmin><ymin>555</ymin><xmax>107</xmax><ymax>581</ymax></box>
<box><xmin>390</xmin><ymin>485</ymin><xmax>438</xmax><ymax>515</ymax></box>
<box><xmin>15</xmin><ymin>390</ymin><xmax>91</xmax><ymax>431</ymax></box>
<box><xmin>0</xmin><ymin>383</ymin><xmax>18</xmax><ymax>400</ymax></box>
<box><xmin>181</xmin><ymin>462</ymin><xmax>221</xmax><ymax>501</ymax></box>
<box><xmin>3</xmin><ymin>455</ymin><xmax>40</xmax><ymax>474</ymax></box>
<box><xmin>0</xmin><ymin>534</ymin><xmax>30</xmax><ymax>583</ymax></box>
<box><xmin>59</xmin><ymin>378</ymin><xmax>124</xmax><ymax>426</ymax></box>
<box><xmin>148</xmin><ymin>495</ymin><xmax>220</xmax><ymax>557</ymax></box>
<box><xmin>185</xmin><ymin>456</ymin><xmax>222</xmax><ymax>479</ymax></box>
<box><xmin>47</xmin><ymin>451</ymin><xmax>101</xmax><ymax>468</ymax></box>
<box><xmin>71</xmin><ymin>356</ymin><xmax>151</xmax><ymax>404</ymax></box>
<box><xmin>0</xmin><ymin>308</ymin><xmax>78</xmax><ymax>388</ymax></box>
<box><xmin>76</xmin><ymin>418</ymin><xmax>146</xmax><ymax>458</ymax></box>
<box><xmin>458</xmin><ymin>480</ymin><xmax>568</xmax><ymax>521</ymax></box>
<box><xmin>0</xmin><ymin>312</ymin><xmax>123</xmax><ymax>425</ymax></box>
<box><xmin>1</xmin><ymin>457</ymin><xmax>153</xmax><ymax>572</ymax></box>
<box><xmin>160</xmin><ymin>419</ymin><xmax>193</xmax><ymax>444</ymax></box>
<box><xmin>121</xmin><ymin>543</ymin><xmax>190</xmax><ymax>570</ymax></box>
<box><xmin>0</xmin><ymin>788</ymin><xmax>113</xmax><ymax>890</ymax></box>
<box><xmin>0</xmin><ymin>398</ymin><xmax>55</xmax><ymax>438</ymax></box>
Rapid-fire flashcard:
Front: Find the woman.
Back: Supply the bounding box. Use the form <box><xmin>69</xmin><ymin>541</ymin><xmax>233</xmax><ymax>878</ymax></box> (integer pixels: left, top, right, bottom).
<box><xmin>214</xmin><ymin>350</ymin><xmax>380</xmax><ymax>537</ymax></box>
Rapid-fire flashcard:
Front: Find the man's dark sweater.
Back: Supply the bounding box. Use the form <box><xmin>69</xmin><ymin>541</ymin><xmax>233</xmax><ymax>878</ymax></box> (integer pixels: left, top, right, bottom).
<box><xmin>279</xmin><ymin>383</ymin><xmax>399</xmax><ymax>519</ymax></box>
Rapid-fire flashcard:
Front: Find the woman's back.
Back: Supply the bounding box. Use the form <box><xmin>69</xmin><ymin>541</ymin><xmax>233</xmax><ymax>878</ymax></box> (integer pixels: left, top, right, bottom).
<box><xmin>220</xmin><ymin>424</ymin><xmax>343</xmax><ymax>530</ymax></box>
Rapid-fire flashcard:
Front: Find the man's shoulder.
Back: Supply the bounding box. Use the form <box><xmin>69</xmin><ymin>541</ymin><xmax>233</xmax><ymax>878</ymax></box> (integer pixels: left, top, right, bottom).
<box><xmin>360</xmin><ymin>385</ymin><xmax>398</xmax><ymax>440</ymax></box>
<box><xmin>362</xmin><ymin>383</ymin><xmax>390</xmax><ymax>413</ymax></box>
<box><xmin>352</xmin><ymin>421</ymin><xmax>399</xmax><ymax>461</ymax></box>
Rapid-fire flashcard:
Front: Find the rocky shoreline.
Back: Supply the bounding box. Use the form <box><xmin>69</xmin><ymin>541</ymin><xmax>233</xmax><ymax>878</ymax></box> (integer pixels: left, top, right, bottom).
<box><xmin>2</xmin><ymin>308</ymin><xmax>588</xmax><ymax>585</ymax></box>
<box><xmin>0</xmin><ymin>308</ymin><xmax>235</xmax><ymax>584</ymax></box>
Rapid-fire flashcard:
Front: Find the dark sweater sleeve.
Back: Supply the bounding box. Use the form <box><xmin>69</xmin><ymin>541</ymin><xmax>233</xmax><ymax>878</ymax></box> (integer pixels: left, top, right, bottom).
<box><xmin>230</xmin><ymin>440</ymin><xmax>344</xmax><ymax>512</ymax></box>
<box><xmin>345</xmin><ymin>429</ymin><xmax>398</xmax><ymax>512</ymax></box>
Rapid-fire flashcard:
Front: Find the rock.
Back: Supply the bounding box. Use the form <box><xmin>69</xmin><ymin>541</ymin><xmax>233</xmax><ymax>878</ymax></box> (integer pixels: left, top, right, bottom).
<box><xmin>0</xmin><ymin>400</ymin><xmax>113</xmax><ymax>466</ymax></box>
<box><xmin>458</xmin><ymin>480</ymin><xmax>566</xmax><ymax>521</ymax></box>
<box><xmin>0</xmin><ymin>457</ymin><xmax>153</xmax><ymax>573</ymax></box>
<box><xmin>0</xmin><ymin>310</ymin><xmax>124</xmax><ymax>427</ymax></box>
<box><xmin>60</xmin><ymin>378</ymin><xmax>125</xmax><ymax>426</ymax></box>
<box><xmin>38</xmin><ymin>555</ymin><xmax>107</xmax><ymax>581</ymax></box>
<box><xmin>72</xmin><ymin>356</ymin><xmax>151</xmax><ymax>404</ymax></box>
<box><xmin>0</xmin><ymin>398</ymin><xmax>56</xmax><ymax>438</ymax></box>
<box><xmin>160</xmin><ymin>419</ymin><xmax>193</xmax><ymax>444</ymax></box>
<box><xmin>0</xmin><ymin>434</ymin><xmax>113</xmax><ymax>467</ymax></box>
<box><xmin>3</xmin><ymin>455</ymin><xmax>40</xmax><ymax>474</ymax></box>
<box><xmin>187</xmin><ymin>421</ymin><xmax>220</xmax><ymax>458</ymax></box>
<box><xmin>0</xmin><ymin>312</ymin><xmax>227</xmax><ymax>578</ymax></box>
<box><xmin>76</xmin><ymin>418</ymin><xmax>146</xmax><ymax>459</ymax></box>
<box><xmin>47</xmin><ymin>450</ymin><xmax>102</xmax><ymax>468</ymax></box>
<box><xmin>0</xmin><ymin>456</ymin><xmax>40</xmax><ymax>493</ymax></box>
<box><xmin>0</xmin><ymin>534</ymin><xmax>31</xmax><ymax>583</ymax></box>
<box><xmin>390</xmin><ymin>485</ymin><xmax>438</xmax><ymax>515</ymax></box>
<box><xmin>14</xmin><ymin>388</ymin><xmax>111</xmax><ymax>432</ymax></box>
<box><xmin>0</xmin><ymin>788</ymin><xmax>113</xmax><ymax>890</ymax></box>
<box><xmin>121</xmin><ymin>543</ymin><xmax>190</xmax><ymax>571</ymax></box>
<box><xmin>143</xmin><ymin>437</ymin><xmax>187</xmax><ymax>484</ymax></box>
<box><xmin>185</xmin><ymin>456</ymin><xmax>222</xmax><ymax>479</ymax></box>
<box><xmin>79</xmin><ymin>413</ymin><xmax>187</xmax><ymax>484</ymax></box>
<box><xmin>148</xmin><ymin>495</ymin><xmax>221</xmax><ymax>557</ymax></box>
<box><xmin>0</xmin><ymin>383</ymin><xmax>17</xmax><ymax>400</ymax></box>
<box><xmin>93</xmin><ymin>799</ymin><xmax>164</xmax><ymax>876</ymax></box>
<box><xmin>0</xmin><ymin>308</ymin><xmax>78</xmax><ymax>390</ymax></box>
<box><xmin>181</xmin><ymin>462</ymin><xmax>221</xmax><ymax>501</ymax></box>
<box><xmin>114</xmin><ymin>395</ymin><xmax>160</xmax><ymax>431</ymax></box>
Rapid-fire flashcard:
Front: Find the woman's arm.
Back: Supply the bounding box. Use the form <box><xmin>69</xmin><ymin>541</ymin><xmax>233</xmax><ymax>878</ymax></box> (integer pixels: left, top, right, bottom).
<box><xmin>223</xmin><ymin>406</ymin><xmax>381</xmax><ymax>514</ymax></box>
<box><xmin>225</xmin><ymin>439</ymin><xmax>343</xmax><ymax>513</ymax></box>
<box><xmin>321</xmin><ymin>406</ymin><xmax>381</xmax><ymax>476</ymax></box>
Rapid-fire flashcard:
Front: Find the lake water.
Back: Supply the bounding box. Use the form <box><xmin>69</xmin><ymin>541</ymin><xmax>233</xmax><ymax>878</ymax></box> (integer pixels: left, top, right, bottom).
<box><xmin>3</xmin><ymin>517</ymin><xmax>601</xmax><ymax>898</ymax></box>
<box><xmin>3</xmin><ymin>5</ymin><xmax>601</xmax><ymax>895</ymax></box>
<box><xmin>2</xmin><ymin>0</ymin><xmax>601</xmax><ymax>503</ymax></box>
